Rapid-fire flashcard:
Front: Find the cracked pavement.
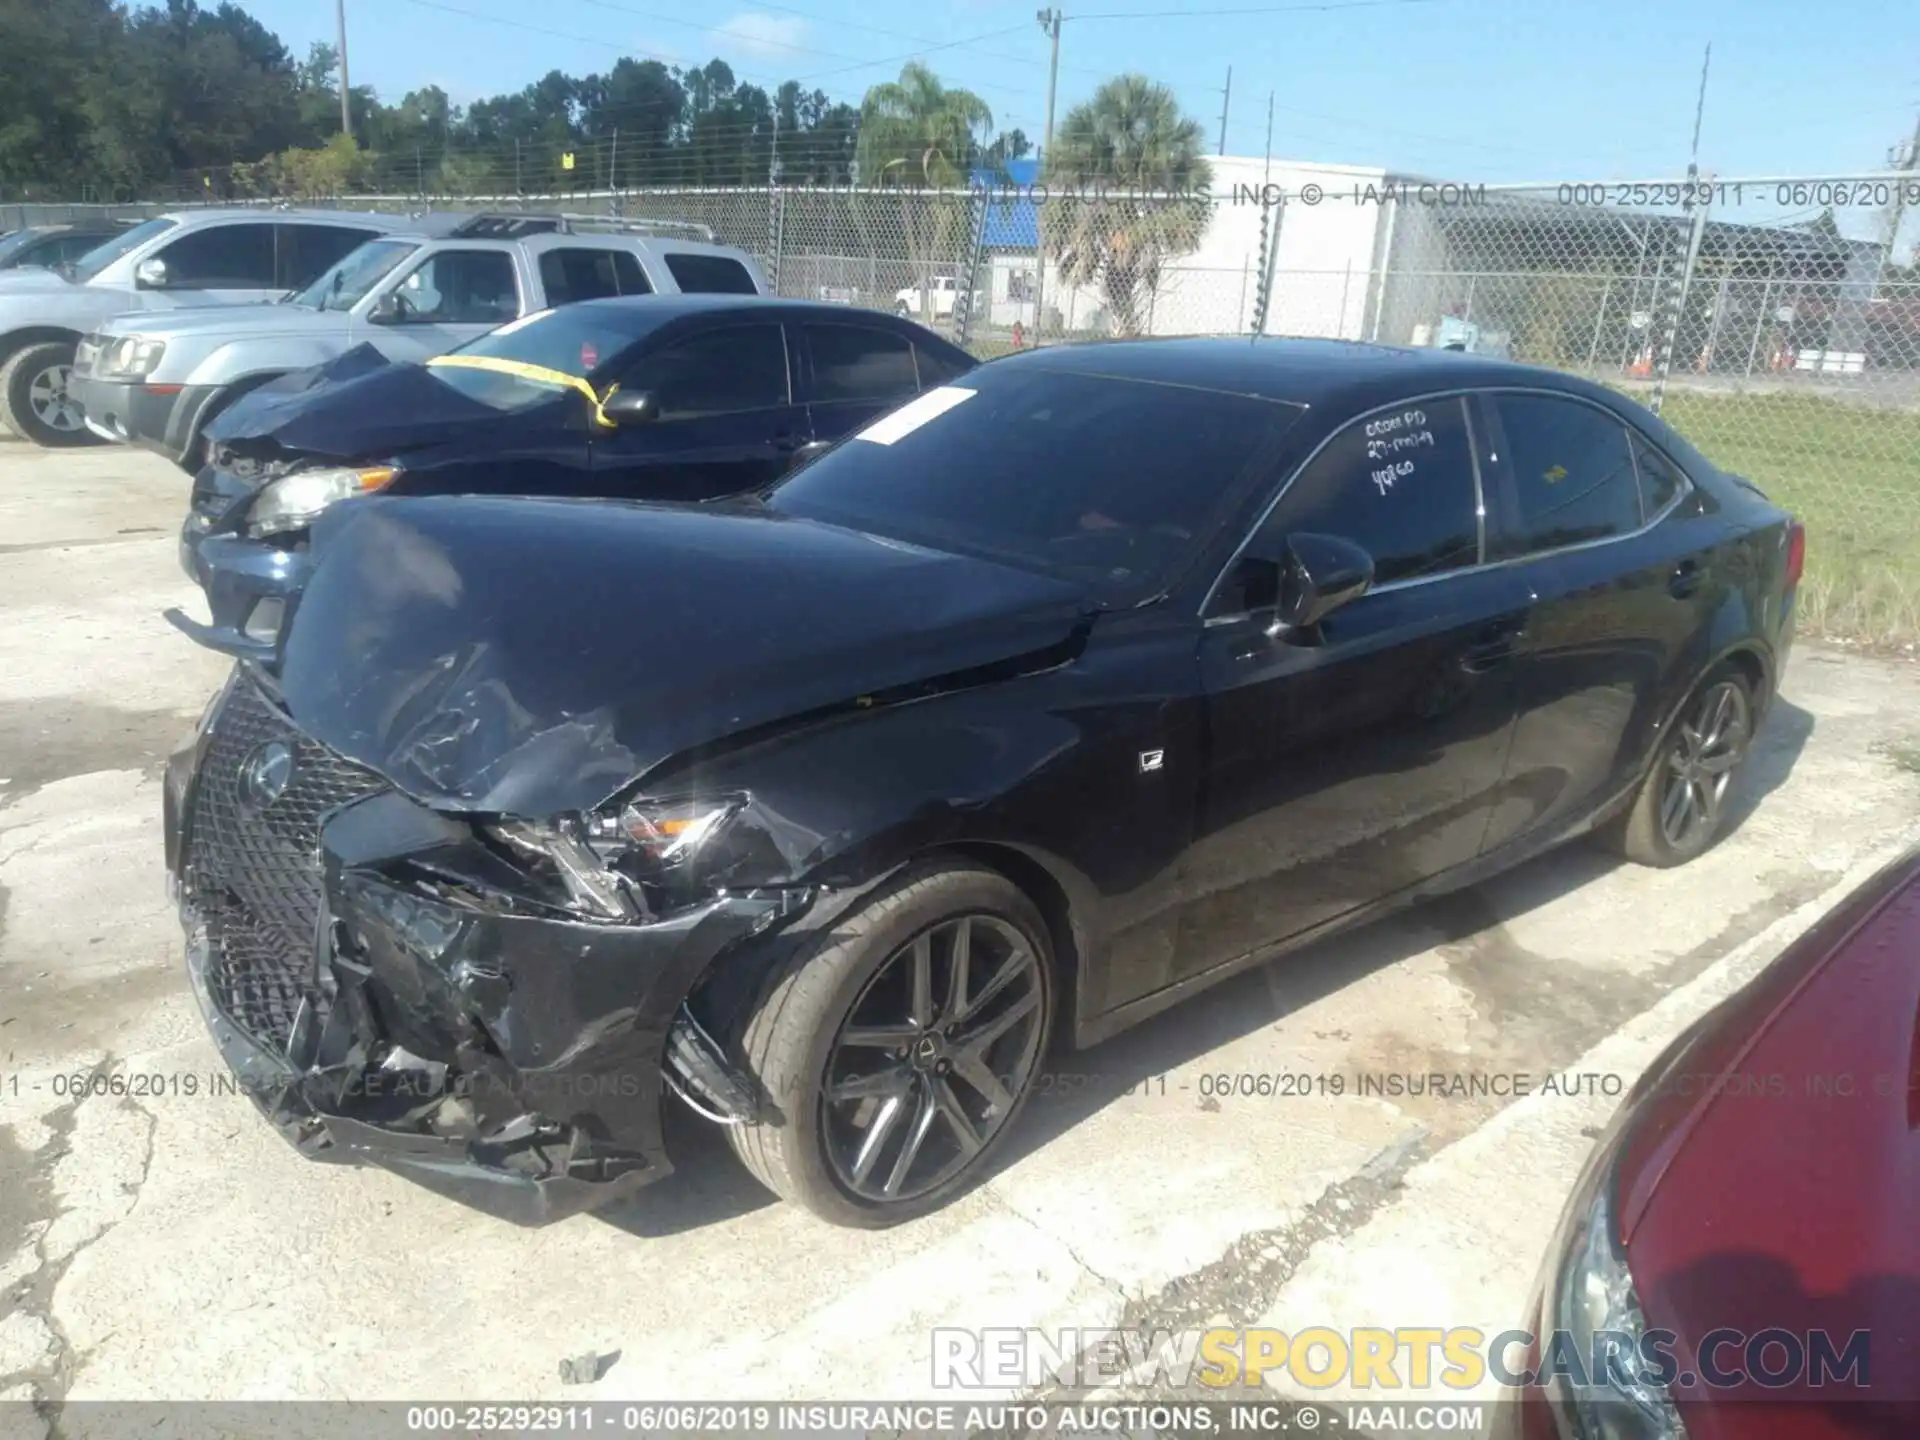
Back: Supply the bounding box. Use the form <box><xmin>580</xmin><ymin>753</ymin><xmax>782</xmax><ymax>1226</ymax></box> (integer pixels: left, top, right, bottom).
<box><xmin>3</xmin><ymin>440</ymin><xmax>1920</xmax><ymax>1411</ymax></box>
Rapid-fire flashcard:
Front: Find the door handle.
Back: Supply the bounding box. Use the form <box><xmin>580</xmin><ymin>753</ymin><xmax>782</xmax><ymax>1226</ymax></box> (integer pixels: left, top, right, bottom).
<box><xmin>1669</xmin><ymin>559</ymin><xmax>1703</xmax><ymax>599</ymax></box>
<box><xmin>1460</xmin><ymin>616</ymin><xmax>1527</xmax><ymax>674</ymax></box>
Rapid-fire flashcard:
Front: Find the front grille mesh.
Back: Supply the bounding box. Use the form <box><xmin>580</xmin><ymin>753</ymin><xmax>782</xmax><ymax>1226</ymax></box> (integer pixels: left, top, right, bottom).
<box><xmin>185</xmin><ymin>677</ymin><xmax>387</xmax><ymax>1050</ymax></box>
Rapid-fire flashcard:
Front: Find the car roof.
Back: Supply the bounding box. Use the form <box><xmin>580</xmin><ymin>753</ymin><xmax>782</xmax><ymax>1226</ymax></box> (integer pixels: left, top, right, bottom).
<box><xmin>998</xmin><ymin>336</ymin><xmax>1597</xmax><ymax>413</ymax></box>
<box><xmin>155</xmin><ymin>207</ymin><xmax>406</xmax><ymax>228</ymax></box>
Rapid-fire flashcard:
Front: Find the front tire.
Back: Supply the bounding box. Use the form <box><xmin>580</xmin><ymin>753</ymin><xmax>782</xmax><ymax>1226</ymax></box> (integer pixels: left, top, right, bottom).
<box><xmin>1607</xmin><ymin>664</ymin><xmax>1755</xmax><ymax>867</ymax></box>
<box><xmin>0</xmin><ymin>342</ymin><xmax>104</xmax><ymax>448</ymax></box>
<box><xmin>727</xmin><ymin>862</ymin><xmax>1054</xmax><ymax>1227</ymax></box>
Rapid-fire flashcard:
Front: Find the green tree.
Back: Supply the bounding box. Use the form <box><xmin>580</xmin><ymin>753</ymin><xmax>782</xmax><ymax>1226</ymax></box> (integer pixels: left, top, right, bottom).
<box><xmin>1043</xmin><ymin>74</ymin><xmax>1212</xmax><ymax>335</ymax></box>
<box><xmin>855</xmin><ymin>63</ymin><xmax>992</xmax><ymax>320</ymax></box>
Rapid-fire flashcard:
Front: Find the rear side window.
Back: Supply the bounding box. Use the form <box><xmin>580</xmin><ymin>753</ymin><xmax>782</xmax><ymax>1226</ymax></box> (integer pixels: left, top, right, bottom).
<box><xmin>662</xmin><ymin>252</ymin><xmax>759</xmax><ymax>294</ymax></box>
<box><xmin>619</xmin><ymin>324</ymin><xmax>790</xmax><ymax>419</ymax></box>
<box><xmin>1630</xmin><ymin>432</ymin><xmax>1685</xmax><ymax>517</ymax></box>
<box><xmin>154</xmin><ymin>223</ymin><xmax>277</xmax><ymax>288</ymax></box>
<box><xmin>388</xmin><ymin>249</ymin><xmax>519</xmax><ymax>325</ymax></box>
<box><xmin>539</xmin><ymin>248</ymin><xmax>651</xmax><ymax>305</ymax></box>
<box><xmin>1260</xmin><ymin>396</ymin><xmax>1480</xmax><ymax>587</ymax></box>
<box><xmin>805</xmin><ymin>324</ymin><xmax>918</xmax><ymax>403</ymax></box>
<box><xmin>1489</xmin><ymin>394</ymin><xmax>1642</xmax><ymax>558</ymax></box>
<box><xmin>913</xmin><ymin>341</ymin><xmax>973</xmax><ymax>388</ymax></box>
<box><xmin>277</xmin><ymin>224</ymin><xmax>379</xmax><ymax>288</ymax></box>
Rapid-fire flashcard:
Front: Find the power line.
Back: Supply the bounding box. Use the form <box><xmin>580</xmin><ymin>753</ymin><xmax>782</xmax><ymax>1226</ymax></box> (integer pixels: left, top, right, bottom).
<box><xmin>1071</xmin><ymin>0</ymin><xmax>1451</xmax><ymax>17</ymax></box>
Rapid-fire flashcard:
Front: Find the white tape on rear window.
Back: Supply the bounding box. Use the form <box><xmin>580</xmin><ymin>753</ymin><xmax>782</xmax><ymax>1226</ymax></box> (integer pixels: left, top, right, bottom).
<box><xmin>854</xmin><ymin>386</ymin><xmax>976</xmax><ymax>446</ymax></box>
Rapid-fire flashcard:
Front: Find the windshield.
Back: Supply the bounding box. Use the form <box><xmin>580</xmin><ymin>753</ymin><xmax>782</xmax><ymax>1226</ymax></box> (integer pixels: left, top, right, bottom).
<box><xmin>67</xmin><ymin>216</ymin><xmax>176</xmax><ymax>282</ymax></box>
<box><xmin>427</xmin><ymin>306</ymin><xmax>646</xmax><ymax>412</ymax></box>
<box><xmin>767</xmin><ymin>365</ymin><xmax>1305</xmax><ymax>601</ymax></box>
<box><xmin>294</xmin><ymin>237</ymin><xmax>419</xmax><ymax>311</ymax></box>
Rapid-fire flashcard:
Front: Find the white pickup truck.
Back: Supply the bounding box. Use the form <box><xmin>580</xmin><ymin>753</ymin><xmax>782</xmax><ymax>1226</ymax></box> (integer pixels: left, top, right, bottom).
<box><xmin>893</xmin><ymin>274</ymin><xmax>984</xmax><ymax>322</ymax></box>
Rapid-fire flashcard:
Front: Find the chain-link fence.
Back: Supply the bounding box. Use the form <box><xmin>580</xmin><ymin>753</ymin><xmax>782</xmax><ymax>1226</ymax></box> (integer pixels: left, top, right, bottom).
<box><xmin>10</xmin><ymin>175</ymin><xmax>1917</xmax><ymax>643</ymax></box>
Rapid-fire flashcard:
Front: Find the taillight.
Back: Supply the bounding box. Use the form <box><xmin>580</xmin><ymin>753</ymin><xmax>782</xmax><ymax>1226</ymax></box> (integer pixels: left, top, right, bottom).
<box><xmin>1784</xmin><ymin>521</ymin><xmax>1806</xmax><ymax>591</ymax></box>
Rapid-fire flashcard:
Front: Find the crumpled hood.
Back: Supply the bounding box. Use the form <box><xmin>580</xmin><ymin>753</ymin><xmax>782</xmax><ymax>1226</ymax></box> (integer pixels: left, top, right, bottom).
<box><xmin>204</xmin><ymin>345</ymin><xmax>498</xmax><ymax>462</ymax></box>
<box><xmin>275</xmin><ymin>494</ymin><xmax>1094</xmax><ymax>815</ymax></box>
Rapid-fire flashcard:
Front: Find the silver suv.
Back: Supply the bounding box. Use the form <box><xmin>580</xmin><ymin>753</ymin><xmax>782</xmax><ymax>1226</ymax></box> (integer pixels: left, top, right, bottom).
<box><xmin>70</xmin><ymin>213</ymin><xmax>769</xmax><ymax>470</ymax></box>
<box><xmin>0</xmin><ymin>208</ymin><xmax>400</xmax><ymax>447</ymax></box>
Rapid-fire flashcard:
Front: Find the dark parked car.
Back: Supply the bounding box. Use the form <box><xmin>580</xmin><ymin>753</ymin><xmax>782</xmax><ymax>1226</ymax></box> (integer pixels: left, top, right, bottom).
<box><xmin>167</xmin><ymin>295</ymin><xmax>977</xmax><ymax>661</ymax></box>
<box><xmin>1495</xmin><ymin>846</ymin><xmax>1919</xmax><ymax>1440</ymax></box>
<box><xmin>164</xmin><ymin>338</ymin><xmax>1804</xmax><ymax>1228</ymax></box>
<box><xmin>0</xmin><ymin>219</ymin><xmax>136</xmax><ymax>274</ymax></box>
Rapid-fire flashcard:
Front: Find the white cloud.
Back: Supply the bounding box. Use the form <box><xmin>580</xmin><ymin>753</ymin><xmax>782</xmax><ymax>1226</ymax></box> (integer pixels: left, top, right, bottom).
<box><xmin>707</xmin><ymin>12</ymin><xmax>811</xmax><ymax>62</ymax></box>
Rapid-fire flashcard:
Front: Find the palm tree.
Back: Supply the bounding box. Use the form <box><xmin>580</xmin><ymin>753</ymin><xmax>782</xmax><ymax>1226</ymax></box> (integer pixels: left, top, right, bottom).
<box><xmin>856</xmin><ymin>62</ymin><xmax>993</xmax><ymax>187</ymax></box>
<box><xmin>1043</xmin><ymin>75</ymin><xmax>1212</xmax><ymax>336</ymax></box>
<box><xmin>857</xmin><ymin>64</ymin><xmax>994</xmax><ymax>322</ymax></box>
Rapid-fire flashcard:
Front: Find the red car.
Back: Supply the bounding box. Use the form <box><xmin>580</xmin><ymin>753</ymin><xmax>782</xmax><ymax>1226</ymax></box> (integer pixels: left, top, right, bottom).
<box><xmin>1499</xmin><ymin>847</ymin><xmax>1920</xmax><ymax>1440</ymax></box>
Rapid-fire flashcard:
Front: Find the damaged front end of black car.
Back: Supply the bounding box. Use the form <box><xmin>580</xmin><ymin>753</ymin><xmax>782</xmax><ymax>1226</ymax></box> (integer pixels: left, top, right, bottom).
<box><xmin>163</xmin><ymin>488</ymin><xmax>1098</xmax><ymax>1225</ymax></box>
<box><xmin>162</xmin><ymin>669</ymin><xmax>835</xmax><ymax>1223</ymax></box>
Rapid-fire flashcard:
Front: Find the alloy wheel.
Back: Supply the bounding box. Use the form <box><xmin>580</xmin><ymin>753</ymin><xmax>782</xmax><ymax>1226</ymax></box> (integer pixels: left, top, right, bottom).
<box><xmin>1659</xmin><ymin>679</ymin><xmax>1751</xmax><ymax>848</ymax></box>
<box><xmin>821</xmin><ymin>913</ymin><xmax>1046</xmax><ymax>1204</ymax></box>
<box><xmin>27</xmin><ymin>362</ymin><xmax>84</xmax><ymax>433</ymax></box>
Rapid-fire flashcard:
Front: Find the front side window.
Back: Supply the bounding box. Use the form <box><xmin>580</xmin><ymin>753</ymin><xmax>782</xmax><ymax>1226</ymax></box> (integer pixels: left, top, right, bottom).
<box><xmin>1252</xmin><ymin>396</ymin><xmax>1481</xmax><ymax>591</ymax></box>
<box><xmin>1489</xmin><ymin>394</ymin><xmax>1642</xmax><ymax>559</ymax></box>
<box><xmin>154</xmin><ymin>223</ymin><xmax>277</xmax><ymax>288</ymax></box>
<box><xmin>804</xmin><ymin>324</ymin><xmax>918</xmax><ymax>403</ymax></box>
<box><xmin>386</xmin><ymin>249</ymin><xmax>519</xmax><ymax>325</ymax></box>
<box><xmin>768</xmin><ymin>365</ymin><xmax>1303</xmax><ymax>602</ymax></box>
<box><xmin>662</xmin><ymin>252</ymin><xmax>759</xmax><ymax>294</ymax></box>
<box><xmin>539</xmin><ymin>247</ymin><xmax>651</xmax><ymax>305</ymax></box>
<box><xmin>619</xmin><ymin>324</ymin><xmax>790</xmax><ymax>419</ymax></box>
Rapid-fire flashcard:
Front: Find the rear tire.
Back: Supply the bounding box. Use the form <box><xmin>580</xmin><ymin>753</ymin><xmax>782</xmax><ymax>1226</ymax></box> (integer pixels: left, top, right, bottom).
<box><xmin>726</xmin><ymin>862</ymin><xmax>1054</xmax><ymax>1227</ymax></box>
<box><xmin>1604</xmin><ymin>663</ymin><xmax>1755</xmax><ymax>868</ymax></box>
<box><xmin>0</xmin><ymin>342</ymin><xmax>104</xmax><ymax>448</ymax></box>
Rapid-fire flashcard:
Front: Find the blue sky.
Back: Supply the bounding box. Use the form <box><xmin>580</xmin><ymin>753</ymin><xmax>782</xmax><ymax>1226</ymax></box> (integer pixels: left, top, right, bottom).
<box><xmin>240</xmin><ymin>0</ymin><xmax>1916</xmax><ymax>233</ymax></box>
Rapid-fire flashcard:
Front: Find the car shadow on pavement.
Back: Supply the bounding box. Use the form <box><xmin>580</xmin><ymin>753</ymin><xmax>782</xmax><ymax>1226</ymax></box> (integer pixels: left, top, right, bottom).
<box><xmin>597</xmin><ymin>694</ymin><xmax>1817</xmax><ymax>1235</ymax></box>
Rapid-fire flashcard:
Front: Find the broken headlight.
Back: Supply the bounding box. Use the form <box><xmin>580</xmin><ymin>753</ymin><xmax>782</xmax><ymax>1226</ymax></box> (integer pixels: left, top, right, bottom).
<box><xmin>488</xmin><ymin>795</ymin><xmax>750</xmax><ymax>920</ymax></box>
<box><xmin>244</xmin><ymin>465</ymin><xmax>397</xmax><ymax>538</ymax></box>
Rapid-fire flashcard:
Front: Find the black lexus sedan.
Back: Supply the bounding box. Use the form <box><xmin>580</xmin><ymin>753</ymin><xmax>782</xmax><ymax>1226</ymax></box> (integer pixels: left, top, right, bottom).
<box><xmin>164</xmin><ymin>337</ymin><xmax>1804</xmax><ymax>1227</ymax></box>
<box><xmin>168</xmin><ymin>295</ymin><xmax>977</xmax><ymax>662</ymax></box>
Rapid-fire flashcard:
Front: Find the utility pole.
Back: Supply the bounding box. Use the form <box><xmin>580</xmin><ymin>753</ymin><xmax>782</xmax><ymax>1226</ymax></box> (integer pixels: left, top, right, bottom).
<box><xmin>1651</xmin><ymin>42</ymin><xmax>1712</xmax><ymax>414</ymax></box>
<box><xmin>335</xmin><ymin>0</ymin><xmax>353</xmax><ymax>140</ymax></box>
<box><xmin>1217</xmin><ymin>66</ymin><xmax>1232</xmax><ymax>156</ymax></box>
<box><xmin>1037</xmin><ymin>9</ymin><xmax>1063</xmax><ymax>160</ymax></box>
<box><xmin>1879</xmin><ymin>109</ymin><xmax>1920</xmax><ymax>280</ymax></box>
<box><xmin>1033</xmin><ymin>8</ymin><xmax>1063</xmax><ymax>344</ymax></box>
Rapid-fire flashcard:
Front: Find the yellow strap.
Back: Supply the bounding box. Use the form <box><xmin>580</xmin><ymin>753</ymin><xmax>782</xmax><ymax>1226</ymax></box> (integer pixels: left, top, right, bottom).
<box><xmin>427</xmin><ymin>353</ymin><xmax>615</xmax><ymax>428</ymax></box>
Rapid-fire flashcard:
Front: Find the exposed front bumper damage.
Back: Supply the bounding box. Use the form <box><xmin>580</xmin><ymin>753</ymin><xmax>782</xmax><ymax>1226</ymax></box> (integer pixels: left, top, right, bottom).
<box><xmin>164</xmin><ymin>671</ymin><xmax>812</xmax><ymax>1226</ymax></box>
<box><xmin>167</xmin><ymin>517</ymin><xmax>308</xmax><ymax>664</ymax></box>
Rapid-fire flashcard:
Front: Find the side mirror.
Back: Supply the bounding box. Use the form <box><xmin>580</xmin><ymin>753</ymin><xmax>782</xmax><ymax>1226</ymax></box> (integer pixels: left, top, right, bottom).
<box><xmin>601</xmin><ymin>389</ymin><xmax>659</xmax><ymax>426</ymax></box>
<box><xmin>1274</xmin><ymin>532</ymin><xmax>1375</xmax><ymax>632</ymax></box>
<box><xmin>134</xmin><ymin>257</ymin><xmax>169</xmax><ymax>290</ymax></box>
<box><xmin>368</xmin><ymin>292</ymin><xmax>403</xmax><ymax>324</ymax></box>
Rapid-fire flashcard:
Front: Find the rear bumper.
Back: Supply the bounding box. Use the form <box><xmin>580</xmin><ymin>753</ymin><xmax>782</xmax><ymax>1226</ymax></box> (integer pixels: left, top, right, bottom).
<box><xmin>69</xmin><ymin>373</ymin><xmax>217</xmax><ymax>466</ymax></box>
<box><xmin>164</xmin><ymin>690</ymin><xmax>800</xmax><ymax>1226</ymax></box>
